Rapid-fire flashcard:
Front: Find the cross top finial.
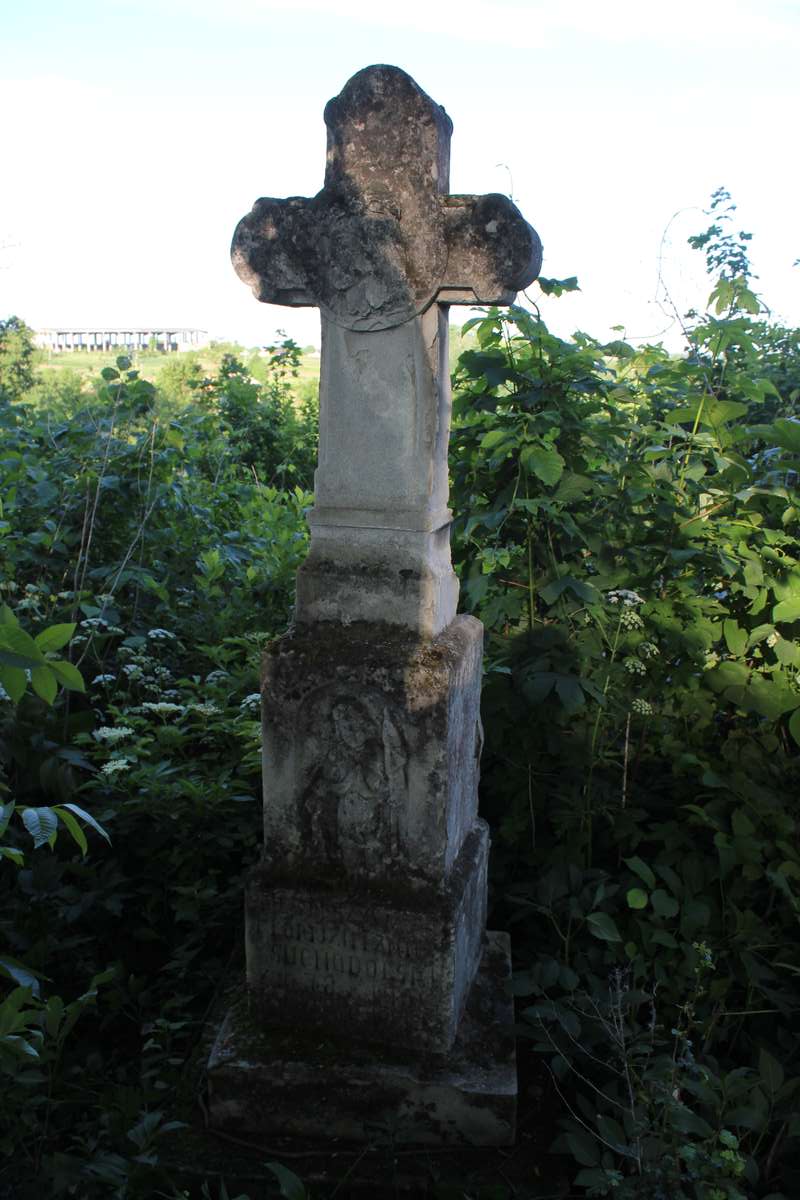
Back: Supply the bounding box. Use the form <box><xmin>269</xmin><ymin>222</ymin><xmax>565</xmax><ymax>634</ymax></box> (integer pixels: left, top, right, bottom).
<box><xmin>323</xmin><ymin>64</ymin><xmax>452</xmax><ymax>200</ymax></box>
<box><xmin>232</xmin><ymin>65</ymin><xmax>542</xmax><ymax>332</ymax></box>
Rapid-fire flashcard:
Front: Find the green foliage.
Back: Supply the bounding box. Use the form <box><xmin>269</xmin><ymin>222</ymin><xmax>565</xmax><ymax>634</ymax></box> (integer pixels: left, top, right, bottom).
<box><xmin>1</xmin><ymin>191</ymin><xmax>798</xmax><ymax>1198</ymax></box>
<box><xmin>450</xmin><ymin>207</ymin><xmax>800</xmax><ymax>1196</ymax></box>
<box><xmin>0</xmin><ymin>314</ymin><xmax>37</xmax><ymax>401</ymax></box>
<box><xmin>0</xmin><ymin>346</ymin><xmax>311</xmax><ymax>1195</ymax></box>
<box><xmin>192</xmin><ymin>340</ymin><xmax>318</xmax><ymax>489</ymax></box>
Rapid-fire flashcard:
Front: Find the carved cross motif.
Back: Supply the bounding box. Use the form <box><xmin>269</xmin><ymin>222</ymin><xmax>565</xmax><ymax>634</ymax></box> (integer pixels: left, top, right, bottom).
<box><xmin>232</xmin><ymin>64</ymin><xmax>542</xmax><ymax>332</ymax></box>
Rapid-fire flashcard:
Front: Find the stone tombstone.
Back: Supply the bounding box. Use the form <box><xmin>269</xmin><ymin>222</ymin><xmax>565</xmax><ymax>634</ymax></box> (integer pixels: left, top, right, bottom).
<box><xmin>206</xmin><ymin>64</ymin><xmax>542</xmax><ymax>1146</ymax></box>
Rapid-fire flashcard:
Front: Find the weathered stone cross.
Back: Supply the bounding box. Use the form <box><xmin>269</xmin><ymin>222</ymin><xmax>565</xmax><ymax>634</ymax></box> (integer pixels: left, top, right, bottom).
<box><xmin>232</xmin><ymin>64</ymin><xmax>542</xmax><ymax>636</ymax></box>
<box><xmin>208</xmin><ymin>64</ymin><xmax>543</xmax><ymax>1148</ymax></box>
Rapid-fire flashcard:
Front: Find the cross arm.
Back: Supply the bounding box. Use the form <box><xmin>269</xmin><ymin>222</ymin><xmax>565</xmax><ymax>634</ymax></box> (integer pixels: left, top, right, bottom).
<box><xmin>231</xmin><ymin>195</ymin><xmax>318</xmax><ymax>307</ymax></box>
<box><xmin>438</xmin><ymin>193</ymin><xmax>543</xmax><ymax>306</ymax></box>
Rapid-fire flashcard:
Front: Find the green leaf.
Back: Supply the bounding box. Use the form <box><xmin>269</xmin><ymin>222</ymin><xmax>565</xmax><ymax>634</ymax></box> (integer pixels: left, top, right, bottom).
<box><xmin>521</xmin><ymin>444</ymin><xmax>565</xmax><ymax>486</ymax></box>
<box><xmin>707</xmin><ymin>400</ymin><xmax>748</xmax><ymax>425</ymax></box>
<box><xmin>60</xmin><ymin>803</ymin><xmax>111</xmax><ymax>845</ymax></box>
<box><xmin>522</xmin><ymin>671</ymin><xmax>557</xmax><ymax>704</ymax></box>
<box><xmin>775</xmin><ymin>637</ymin><xmax>800</xmax><ymax>667</ymax></box>
<box><xmin>34</xmin><ymin>623</ymin><xmax>76</xmax><ymax>653</ymax></box>
<box><xmin>48</xmin><ymin>659</ymin><xmax>85</xmax><ymax>692</ymax></box>
<box><xmin>586</xmin><ymin>912</ymin><xmax>622</xmax><ymax>942</ymax></box>
<box><xmin>0</xmin><ymin>625</ymin><xmax>45</xmax><ymax>670</ymax></box>
<box><xmin>626</xmin><ymin>888</ymin><xmax>648</xmax><ymax>910</ymax></box>
<box><xmin>0</xmin><ymin>666</ymin><xmax>27</xmax><ymax>702</ymax></box>
<box><xmin>0</xmin><ymin>801</ymin><xmax>14</xmax><ymax>839</ymax></box>
<box><xmin>0</xmin><ymin>955</ymin><xmax>43</xmax><ymax>995</ymax></box>
<box><xmin>773</xmin><ymin>597</ymin><xmax>800</xmax><ymax>623</ymax></box>
<box><xmin>705</xmin><ymin>661</ymin><xmax>749</xmax><ymax>692</ymax></box>
<box><xmin>759</xmin><ymin>1048</ymin><xmax>784</xmax><ymax>1095</ymax></box>
<box><xmin>624</xmin><ymin>856</ymin><xmax>656</xmax><ymax>889</ymax></box>
<box><xmin>772</xmin><ymin>418</ymin><xmax>800</xmax><ymax>453</ymax></box>
<box><xmin>555</xmin><ymin>675</ymin><xmax>585</xmax><ymax>715</ymax></box>
<box><xmin>747</xmin><ymin>622</ymin><xmax>775</xmax><ymax>647</ymax></box>
<box><xmin>21</xmin><ymin>807</ymin><xmax>59</xmax><ymax>850</ymax></box>
<box><xmin>265</xmin><ymin>1163</ymin><xmax>308</xmax><ymax>1200</ymax></box>
<box><xmin>563</xmin><ymin>1129</ymin><xmax>601</xmax><ymax>1166</ymax></box>
<box><xmin>743</xmin><ymin>558</ymin><xmax>764</xmax><ymax>588</ymax></box>
<box><xmin>747</xmin><ymin>678</ymin><xmax>800</xmax><ymax>720</ymax></box>
<box><xmin>539</xmin><ymin>575</ymin><xmax>599</xmax><ymax>607</ymax></box>
<box><xmin>537</xmin><ymin>275</ymin><xmax>580</xmax><ymax>297</ymax></box>
<box><xmin>723</xmin><ymin>619</ymin><xmax>747</xmax><ymax>657</ymax></box>
<box><xmin>789</xmin><ymin>709</ymin><xmax>800</xmax><ymax>748</ymax></box>
<box><xmin>574</xmin><ymin>1169</ymin><xmax>612</xmax><ymax>1190</ymax></box>
<box><xmin>480</xmin><ymin>428</ymin><xmax>513</xmax><ymax>453</ymax></box>
<box><xmin>0</xmin><ymin>604</ymin><xmax>19</xmax><ymax>628</ymax></box>
<box><xmin>30</xmin><ymin>665</ymin><xmax>57</xmax><ymax>705</ymax></box>
<box><xmin>651</xmin><ymin>889</ymin><xmax>679</xmax><ymax>919</ymax></box>
<box><xmin>731</xmin><ymin>808</ymin><xmax>755</xmax><ymax>838</ymax></box>
<box><xmin>53</xmin><ymin>806</ymin><xmax>87</xmax><ymax>856</ymax></box>
<box><xmin>670</xmin><ymin>1107</ymin><xmax>714</xmax><ymax>1137</ymax></box>
<box><xmin>553</xmin><ymin>472</ymin><xmax>593</xmax><ymax>503</ymax></box>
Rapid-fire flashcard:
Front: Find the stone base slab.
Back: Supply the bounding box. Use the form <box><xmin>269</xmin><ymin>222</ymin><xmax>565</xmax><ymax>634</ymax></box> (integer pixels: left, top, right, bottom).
<box><xmin>206</xmin><ymin>931</ymin><xmax>516</xmax><ymax>1146</ymax></box>
<box><xmin>245</xmin><ymin>822</ymin><xmax>488</xmax><ymax>1053</ymax></box>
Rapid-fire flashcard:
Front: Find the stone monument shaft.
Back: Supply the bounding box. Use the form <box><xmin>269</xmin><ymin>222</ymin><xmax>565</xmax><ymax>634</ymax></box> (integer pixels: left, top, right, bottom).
<box><xmin>207</xmin><ymin>64</ymin><xmax>542</xmax><ymax>1146</ymax></box>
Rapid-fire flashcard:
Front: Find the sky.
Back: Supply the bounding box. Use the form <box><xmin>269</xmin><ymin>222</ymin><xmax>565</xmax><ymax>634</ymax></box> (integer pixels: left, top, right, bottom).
<box><xmin>1</xmin><ymin>0</ymin><xmax>798</xmax><ymax>352</ymax></box>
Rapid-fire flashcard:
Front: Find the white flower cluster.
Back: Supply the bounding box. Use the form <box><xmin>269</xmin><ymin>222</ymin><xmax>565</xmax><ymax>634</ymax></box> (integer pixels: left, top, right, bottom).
<box><xmin>92</xmin><ymin>674</ymin><xmax>116</xmax><ymax>686</ymax></box>
<box><xmin>140</xmin><ymin>701</ymin><xmax>185</xmax><ymax>716</ymax></box>
<box><xmin>639</xmin><ymin>641</ymin><xmax>659</xmax><ymax>659</ymax></box>
<box><xmin>239</xmin><ymin>693</ymin><xmax>262</xmax><ymax>714</ymax></box>
<box><xmin>93</xmin><ymin>726</ymin><xmax>135</xmax><ymax>743</ymax></box>
<box><xmin>624</xmin><ymin>656</ymin><xmax>647</xmax><ymax>676</ymax></box>
<box><xmin>147</xmin><ymin>628</ymin><xmax>176</xmax><ymax>641</ymax></box>
<box><xmin>607</xmin><ymin>589</ymin><xmax>645</xmax><ymax>607</ymax></box>
<box><xmin>205</xmin><ymin>669</ymin><xmax>230</xmax><ymax>685</ymax></box>
<box><xmin>190</xmin><ymin>702</ymin><xmax>221</xmax><ymax>717</ymax></box>
<box><xmin>620</xmin><ymin>610</ymin><xmax>644</xmax><ymax>632</ymax></box>
<box><xmin>101</xmin><ymin>758</ymin><xmax>132</xmax><ymax>776</ymax></box>
<box><xmin>631</xmin><ymin>698</ymin><xmax>654</xmax><ymax>716</ymax></box>
<box><xmin>82</xmin><ymin>616</ymin><xmax>123</xmax><ymax>634</ymax></box>
<box><xmin>117</xmin><ymin>644</ymin><xmax>174</xmax><ymax>693</ymax></box>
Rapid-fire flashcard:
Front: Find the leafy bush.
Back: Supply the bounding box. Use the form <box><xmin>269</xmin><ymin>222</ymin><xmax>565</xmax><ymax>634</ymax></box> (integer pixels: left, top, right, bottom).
<box><xmin>0</xmin><ymin>347</ymin><xmax>310</xmax><ymax>1195</ymax></box>
<box><xmin>449</xmin><ymin>205</ymin><xmax>800</xmax><ymax>1197</ymax></box>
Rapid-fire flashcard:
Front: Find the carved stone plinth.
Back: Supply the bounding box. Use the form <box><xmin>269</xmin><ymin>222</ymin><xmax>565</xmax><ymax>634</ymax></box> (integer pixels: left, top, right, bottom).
<box><xmin>259</xmin><ymin>617</ymin><xmax>484</xmax><ymax>887</ymax></box>
<box><xmin>243</xmin><ymin>616</ymin><xmax>487</xmax><ymax>1050</ymax></box>
<box><xmin>207</xmin><ymin>932</ymin><xmax>515</xmax><ymax>1146</ymax></box>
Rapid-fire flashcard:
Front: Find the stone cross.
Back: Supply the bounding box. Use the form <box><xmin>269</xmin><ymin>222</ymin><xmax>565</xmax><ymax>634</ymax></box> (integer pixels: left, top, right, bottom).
<box><xmin>231</xmin><ymin>64</ymin><xmax>541</xmax><ymax>636</ymax></box>
<box><xmin>208</xmin><ymin>65</ymin><xmax>542</xmax><ymax>1148</ymax></box>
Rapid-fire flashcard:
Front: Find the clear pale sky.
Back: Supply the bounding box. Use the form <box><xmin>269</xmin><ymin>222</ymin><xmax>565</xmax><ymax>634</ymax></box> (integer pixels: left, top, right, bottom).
<box><xmin>1</xmin><ymin>0</ymin><xmax>797</xmax><ymax>351</ymax></box>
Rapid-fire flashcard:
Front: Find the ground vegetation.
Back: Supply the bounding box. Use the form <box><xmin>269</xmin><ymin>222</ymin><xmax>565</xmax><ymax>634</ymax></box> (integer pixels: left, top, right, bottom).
<box><xmin>0</xmin><ymin>196</ymin><xmax>798</xmax><ymax>1198</ymax></box>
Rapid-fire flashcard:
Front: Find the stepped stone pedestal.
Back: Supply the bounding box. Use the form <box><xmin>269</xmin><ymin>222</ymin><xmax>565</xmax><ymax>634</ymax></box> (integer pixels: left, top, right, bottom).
<box><xmin>205</xmin><ymin>63</ymin><xmax>543</xmax><ymax>1145</ymax></box>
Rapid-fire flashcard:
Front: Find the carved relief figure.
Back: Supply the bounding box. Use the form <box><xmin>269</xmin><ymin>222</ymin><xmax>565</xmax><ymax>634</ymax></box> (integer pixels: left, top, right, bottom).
<box><xmin>298</xmin><ymin>688</ymin><xmax>407</xmax><ymax>870</ymax></box>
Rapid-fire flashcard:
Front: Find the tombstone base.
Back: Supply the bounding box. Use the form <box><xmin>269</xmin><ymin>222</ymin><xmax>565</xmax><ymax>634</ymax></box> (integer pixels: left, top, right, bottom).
<box><xmin>206</xmin><ymin>931</ymin><xmax>516</xmax><ymax>1146</ymax></box>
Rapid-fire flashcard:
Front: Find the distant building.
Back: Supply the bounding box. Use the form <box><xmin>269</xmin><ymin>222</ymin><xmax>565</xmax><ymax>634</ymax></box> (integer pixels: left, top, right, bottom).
<box><xmin>35</xmin><ymin>327</ymin><xmax>209</xmax><ymax>353</ymax></box>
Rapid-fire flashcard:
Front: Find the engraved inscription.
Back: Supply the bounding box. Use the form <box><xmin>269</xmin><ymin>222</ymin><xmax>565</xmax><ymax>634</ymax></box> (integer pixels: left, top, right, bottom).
<box><xmin>263</xmin><ymin>912</ymin><xmax>444</xmax><ymax>998</ymax></box>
